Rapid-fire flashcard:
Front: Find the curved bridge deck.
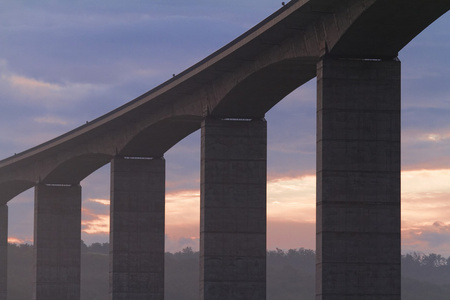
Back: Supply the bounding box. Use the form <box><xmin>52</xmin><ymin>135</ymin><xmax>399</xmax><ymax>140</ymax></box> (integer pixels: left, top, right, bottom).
<box><xmin>0</xmin><ymin>0</ymin><xmax>448</xmax><ymax>299</ymax></box>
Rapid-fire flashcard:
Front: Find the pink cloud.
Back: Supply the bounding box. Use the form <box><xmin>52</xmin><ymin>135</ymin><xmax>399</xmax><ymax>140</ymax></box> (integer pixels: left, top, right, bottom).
<box><xmin>81</xmin><ymin>207</ymin><xmax>109</xmax><ymax>235</ymax></box>
<box><xmin>267</xmin><ymin>220</ymin><xmax>315</xmax><ymax>250</ymax></box>
<box><xmin>402</xmin><ymin>222</ymin><xmax>450</xmax><ymax>256</ymax></box>
<box><xmin>7</xmin><ymin>236</ymin><xmax>32</xmax><ymax>244</ymax></box>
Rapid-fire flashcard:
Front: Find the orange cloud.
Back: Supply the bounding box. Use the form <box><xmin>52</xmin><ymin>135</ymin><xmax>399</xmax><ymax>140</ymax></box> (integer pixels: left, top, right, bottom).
<box><xmin>89</xmin><ymin>198</ymin><xmax>110</xmax><ymax>206</ymax></box>
<box><xmin>402</xmin><ymin>222</ymin><xmax>450</xmax><ymax>256</ymax></box>
<box><xmin>82</xmin><ymin>207</ymin><xmax>110</xmax><ymax>235</ymax></box>
<box><xmin>9</xmin><ymin>74</ymin><xmax>61</xmax><ymax>92</ymax></box>
<box><xmin>166</xmin><ymin>189</ymin><xmax>200</xmax><ymax>227</ymax></box>
<box><xmin>402</xmin><ymin>169</ymin><xmax>450</xmax><ymax>225</ymax></box>
<box><xmin>267</xmin><ymin>220</ymin><xmax>315</xmax><ymax>250</ymax></box>
<box><xmin>75</xmin><ymin>169</ymin><xmax>450</xmax><ymax>254</ymax></box>
<box><xmin>8</xmin><ymin>236</ymin><xmax>32</xmax><ymax>244</ymax></box>
<box><xmin>267</xmin><ymin>175</ymin><xmax>316</xmax><ymax>223</ymax></box>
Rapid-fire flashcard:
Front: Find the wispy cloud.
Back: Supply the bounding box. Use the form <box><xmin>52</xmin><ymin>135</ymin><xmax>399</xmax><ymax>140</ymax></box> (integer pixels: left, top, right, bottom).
<box><xmin>401</xmin><ymin>169</ymin><xmax>450</xmax><ymax>255</ymax></box>
<box><xmin>80</xmin><ymin>197</ymin><xmax>111</xmax><ymax>243</ymax></box>
<box><xmin>34</xmin><ymin>116</ymin><xmax>69</xmax><ymax>126</ymax></box>
<box><xmin>165</xmin><ymin>234</ymin><xmax>199</xmax><ymax>253</ymax></box>
<box><xmin>166</xmin><ymin>190</ymin><xmax>200</xmax><ymax>226</ymax></box>
<box><xmin>267</xmin><ymin>175</ymin><xmax>316</xmax><ymax>223</ymax></box>
<box><xmin>7</xmin><ymin>236</ymin><xmax>32</xmax><ymax>244</ymax></box>
<box><xmin>6</xmin><ymin>168</ymin><xmax>450</xmax><ymax>254</ymax></box>
<box><xmin>402</xmin><ymin>127</ymin><xmax>450</xmax><ymax>170</ymax></box>
<box><xmin>403</xmin><ymin>222</ymin><xmax>450</xmax><ymax>256</ymax></box>
<box><xmin>82</xmin><ymin>208</ymin><xmax>110</xmax><ymax>235</ymax></box>
<box><xmin>402</xmin><ymin>169</ymin><xmax>450</xmax><ymax>196</ymax></box>
<box><xmin>1</xmin><ymin>71</ymin><xmax>108</xmax><ymax>108</ymax></box>
<box><xmin>1</xmin><ymin>0</ymin><xmax>449</xmax><ymax>257</ymax></box>
<box><xmin>9</xmin><ymin>74</ymin><xmax>60</xmax><ymax>91</ymax></box>
<box><xmin>267</xmin><ymin>220</ymin><xmax>315</xmax><ymax>250</ymax></box>
<box><xmin>89</xmin><ymin>198</ymin><xmax>110</xmax><ymax>206</ymax></box>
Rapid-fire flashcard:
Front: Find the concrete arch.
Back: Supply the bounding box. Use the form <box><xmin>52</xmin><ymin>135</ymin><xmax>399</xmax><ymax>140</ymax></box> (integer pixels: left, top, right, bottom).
<box><xmin>0</xmin><ymin>0</ymin><xmax>446</xmax><ymax>204</ymax></box>
<box><xmin>0</xmin><ymin>180</ymin><xmax>34</xmax><ymax>205</ymax></box>
<box><xmin>208</xmin><ymin>0</ymin><xmax>450</xmax><ymax>118</ymax></box>
<box><xmin>328</xmin><ymin>0</ymin><xmax>450</xmax><ymax>58</ymax></box>
<box><xmin>41</xmin><ymin>153</ymin><xmax>112</xmax><ymax>185</ymax></box>
<box><xmin>210</xmin><ymin>57</ymin><xmax>317</xmax><ymax>118</ymax></box>
<box><xmin>117</xmin><ymin>115</ymin><xmax>203</xmax><ymax>157</ymax></box>
<box><xmin>0</xmin><ymin>1</ymin><xmax>449</xmax><ymax>299</ymax></box>
<box><xmin>37</xmin><ymin>115</ymin><xmax>204</xmax><ymax>185</ymax></box>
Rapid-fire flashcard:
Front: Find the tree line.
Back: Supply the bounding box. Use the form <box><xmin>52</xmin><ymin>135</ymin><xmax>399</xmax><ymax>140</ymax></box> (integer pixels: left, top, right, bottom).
<box><xmin>6</xmin><ymin>243</ymin><xmax>450</xmax><ymax>299</ymax></box>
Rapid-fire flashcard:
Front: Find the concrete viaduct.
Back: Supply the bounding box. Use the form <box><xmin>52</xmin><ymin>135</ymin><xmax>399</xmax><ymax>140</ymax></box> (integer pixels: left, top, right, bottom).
<box><xmin>1</xmin><ymin>0</ymin><xmax>449</xmax><ymax>299</ymax></box>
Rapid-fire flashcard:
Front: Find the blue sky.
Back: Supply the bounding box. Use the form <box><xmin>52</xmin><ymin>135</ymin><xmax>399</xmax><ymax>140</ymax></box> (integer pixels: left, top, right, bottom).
<box><xmin>1</xmin><ymin>1</ymin><xmax>449</xmax><ymax>254</ymax></box>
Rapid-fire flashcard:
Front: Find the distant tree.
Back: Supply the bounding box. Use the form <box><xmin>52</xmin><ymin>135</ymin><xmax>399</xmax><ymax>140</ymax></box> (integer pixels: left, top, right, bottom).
<box><xmin>88</xmin><ymin>242</ymin><xmax>109</xmax><ymax>254</ymax></box>
<box><xmin>81</xmin><ymin>244</ymin><xmax>109</xmax><ymax>300</ymax></box>
<box><xmin>267</xmin><ymin>248</ymin><xmax>315</xmax><ymax>300</ymax></box>
<box><xmin>81</xmin><ymin>240</ymin><xmax>88</xmax><ymax>253</ymax></box>
<box><xmin>165</xmin><ymin>247</ymin><xmax>199</xmax><ymax>300</ymax></box>
<box><xmin>8</xmin><ymin>243</ymin><xmax>450</xmax><ymax>300</ymax></box>
<box><xmin>7</xmin><ymin>243</ymin><xmax>33</xmax><ymax>300</ymax></box>
<box><xmin>423</xmin><ymin>253</ymin><xmax>447</xmax><ymax>267</ymax></box>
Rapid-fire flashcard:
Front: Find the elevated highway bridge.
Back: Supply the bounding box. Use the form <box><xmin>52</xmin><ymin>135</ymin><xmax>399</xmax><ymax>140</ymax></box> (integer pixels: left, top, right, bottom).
<box><xmin>0</xmin><ymin>0</ymin><xmax>449</xmax><ymax>299</ymax></box>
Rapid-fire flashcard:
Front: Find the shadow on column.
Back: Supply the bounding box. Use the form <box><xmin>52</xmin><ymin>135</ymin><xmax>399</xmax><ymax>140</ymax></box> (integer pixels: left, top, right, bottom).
<box><xmin>200</xmin><ymin>118</ymin><xmax>267</xmax><ymax>300</ymax></box>
<box><xmin>34</xmin><ymin>183</ymin><xmax>82</xmax><ymax>300</ymax></box>
<box><xmin>109</xmin><ymin>156</ymin><xmax>165</xmax><ymax>300</ymax></box>
<box><xmin>316</xmin><ymin>55</ymin><xmax>401</xmax><ymax>300</ymax></box>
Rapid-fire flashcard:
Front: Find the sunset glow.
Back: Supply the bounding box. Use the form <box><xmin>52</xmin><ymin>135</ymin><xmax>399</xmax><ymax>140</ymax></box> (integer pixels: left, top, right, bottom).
<box><xmin>6</xmin><ymin>168</ymin><xmax>450</xmax><ymax>253</ymax></box>
<box><xmin>20</xmin><ymin>169</ymin><xmax>439</xmax><ymax>254</ymax></box>
<box><xmin>82</xmin><ymin>212</ymin><xmax>110</xmax><ymax>235</ymax></box>
<box><xmin>7</xmin><ymin>236</ymin><xmax>32</xmax><ymax>244</ymax></box>
<box><xmin>2</xmin><ymin>2</ymin><xmax>449</xmax><ymax>258</ymax></box>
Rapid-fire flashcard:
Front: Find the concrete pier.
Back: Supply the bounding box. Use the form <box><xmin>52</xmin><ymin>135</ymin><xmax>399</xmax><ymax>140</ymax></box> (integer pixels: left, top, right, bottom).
<box><xmin>316</xmin><ymin>56</ymin><xmax>401</xmax><ymax>299</ymax></box>
<box><xmin>200</xmin><ymin>118</ymin><xmax>267</xmax><ymax>300</ymax></box>
<box><xmin>0</xmin><ymin>204</ymin><xmax>7</xmax><ymax>300</ymax></box>
<box><xmin>33</xmin><ymin>184</ymin><xmax>82</xmax><ymax>300</ymax></box>
<box><xmin>110</xmin><ymin>156</ymin><xmax>165</xmax><ymax>300</ymax></box>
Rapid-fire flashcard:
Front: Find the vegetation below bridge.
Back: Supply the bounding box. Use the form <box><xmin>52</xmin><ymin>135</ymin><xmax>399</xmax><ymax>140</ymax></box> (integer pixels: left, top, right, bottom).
<box><xmin>7</xmin><ymin>243</ymin><xmax>450</xmax><ymax>299</ymax></box>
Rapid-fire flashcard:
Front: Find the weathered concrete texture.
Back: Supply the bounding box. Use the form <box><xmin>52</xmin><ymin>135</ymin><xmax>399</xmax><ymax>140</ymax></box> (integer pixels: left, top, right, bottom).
<box><xmin>316</xmin><ymin>56</ymin><xmax>401</xmax><ymax>300</ymax></box>
<box><xmin>200</xmin><ymin>118</ymin><xmax>267</xmax><ymax>300</ymax></box>
<box><xmin>33</xmin><ymin>184</ymin><xmax>82</xmax><ymax>300</ymax></box>
<box><xmin>0</xmin><ymin>205</ymin><xmax>7</xmax><ymax>300</ymax></box>
<box><xmin>110</xmin><ymin>156</ymin><xmax>165</xmax><ymax>300</ymax></box>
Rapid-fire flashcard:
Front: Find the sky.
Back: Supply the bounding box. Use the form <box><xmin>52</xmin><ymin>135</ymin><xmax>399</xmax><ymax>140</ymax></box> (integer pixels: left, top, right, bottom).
<box><xmin>1</xmin><ymin>1</ymin><xmax>449</xmax><ymax>255</ymax></box>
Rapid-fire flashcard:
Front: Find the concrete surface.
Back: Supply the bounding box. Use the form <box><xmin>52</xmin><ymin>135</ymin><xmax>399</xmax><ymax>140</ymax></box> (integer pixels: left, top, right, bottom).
<box><xmin>33</xmin><ymin>184</ymin><xmax>82</xmax><ymax>300</ymax></box>
<box><xmin>109</xmin><ymin>157</ymin><xmax>165</xmax><ymax>300</ymax></box>
<box><xmin>316</xmin><ymin>56</ymin><xmax>401</xmax><ymax>300</ymax></box>
<box><xmin>1</xmin><ymin>0</ymin><xmax>447</xmax><ymax>198</ymax></box>
<box><xmin>200</xmin><ymin>118</ymin><xmax>267</xmax><ymax>300</ymax></box>
<box><xmin>0</xmin><ymin>1</ymin><xmax>448</xmax><ymax>299</ymax></box>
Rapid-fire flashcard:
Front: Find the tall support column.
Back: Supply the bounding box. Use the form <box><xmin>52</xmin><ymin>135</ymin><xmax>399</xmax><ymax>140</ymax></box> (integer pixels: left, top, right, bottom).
<box><xmin>316</xmin><ymin>56</ymin><xmax>401</xmax><ymax>300</ymax></box>
<box><xmin>34</xmin><ymin>183</ymin><xmax>82</xmax><ymax>300</ymax></box>
<box><xmin>0</xmin><ymin>204</ymin><xmax>7</xmax><ymax>300</ymax></box>
<box><xmin>200</xmin><ymin>118</ymin><xmax>267</xmax><ymax>300</ymax></box>
<box><xmin>110</xmin><ymin>156</ymin><xmax>165</xmax><ymax>300</ymax></box>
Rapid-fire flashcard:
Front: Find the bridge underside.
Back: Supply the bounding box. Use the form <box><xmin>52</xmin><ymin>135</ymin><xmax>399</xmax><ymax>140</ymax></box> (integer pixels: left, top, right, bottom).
<box><xmin>3</xmin><ymin>55</ymin><xmax>403</xmax><ymax>300</ymax></box>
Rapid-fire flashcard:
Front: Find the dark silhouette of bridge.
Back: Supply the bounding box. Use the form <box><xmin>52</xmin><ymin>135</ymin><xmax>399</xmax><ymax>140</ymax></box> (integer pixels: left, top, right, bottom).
<box><xmin>1</xmin><ymin>0</ymin><xmax>449</xmax><ymax>299</ymax></box>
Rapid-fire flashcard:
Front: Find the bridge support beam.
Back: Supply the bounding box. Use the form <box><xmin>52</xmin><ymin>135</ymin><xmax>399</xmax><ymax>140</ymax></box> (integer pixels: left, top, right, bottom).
<box><xmin>33</xmin><ymin>183</ymin><xmax>82</xmax><ymax>300</ymax></box>
<box><xmin>316</xmin><ymin>56</ymin><xmax>401</xmax><ymax>300</ymax></box>
<box><xmin>0</xmin><ymin>204</ymin><xmax>7</xmax><ymax>300</ymax></box>
<box><xmin>200</xmin><ymin>118</ymin><xmax>267</xmax><ymax>300</ymax></box>
<box><xmin>110</xmin><ymin>156</ymin><xmax>165</xmax><ymax>300</ymax></box>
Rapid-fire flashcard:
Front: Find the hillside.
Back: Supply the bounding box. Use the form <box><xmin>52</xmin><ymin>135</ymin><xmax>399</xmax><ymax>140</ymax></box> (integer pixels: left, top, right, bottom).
<box><xmin>7</xmin><ymin>243</ymin><xmax>450</xmax><ymax>299</ymax></box>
